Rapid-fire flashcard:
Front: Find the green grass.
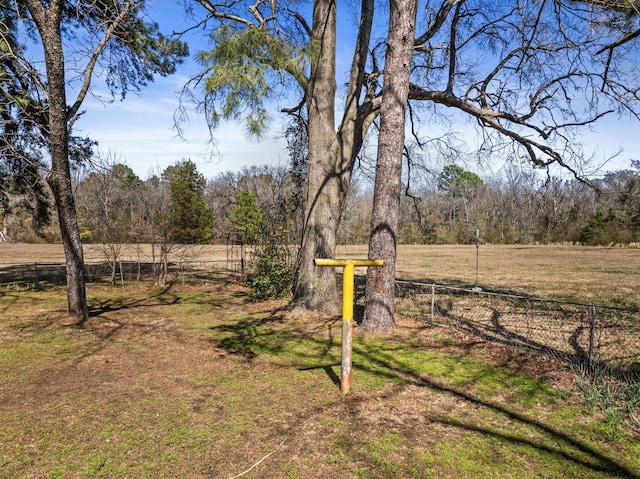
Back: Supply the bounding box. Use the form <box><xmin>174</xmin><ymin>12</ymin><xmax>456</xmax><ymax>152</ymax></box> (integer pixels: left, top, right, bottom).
<box><xmin>0</xmin><ymin>283</ymin><xmax>639</xmax><ymax>478</ymax></box>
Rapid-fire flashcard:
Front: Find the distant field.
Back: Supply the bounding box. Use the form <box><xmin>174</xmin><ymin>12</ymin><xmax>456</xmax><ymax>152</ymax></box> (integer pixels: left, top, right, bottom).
<box><xmin>0</xmin><ymin>243</ymin><xmax>231</xmax><ymax>264</ymax></box>
<box><xmin>339</xmin><ymin>244</ymin><xmax>640</xmax><ymax>307</ymax></box>
<box><xmin>0</xmin><ymin>243</ymin><xmax>638</xmax><ymax>307</ymax></box>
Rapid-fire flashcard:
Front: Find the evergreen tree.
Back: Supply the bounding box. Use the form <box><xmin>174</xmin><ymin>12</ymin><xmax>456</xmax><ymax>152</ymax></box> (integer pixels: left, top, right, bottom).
<box><xmin>438</xmin><ymin>165</ymin><xmax>484</xmax><ymax>199</ymax></box>
<box><xmin>0</xmin><ymin>4</ymin><xmax>51</xmax><ymax>239</ymax></box>
<box><xmin>230</xmin><ymin>189</ymin><xmax>264</xmax><ymax>246</ymax></box>
<box><xmin>163</xmin><ymin>160</ymin><xmax>213</xmax><ymax>244</ymax></box>
<box><xmin>230</xmin><ymin>188</ymin><xmax>264</xmax><ymax>280</ymax></box>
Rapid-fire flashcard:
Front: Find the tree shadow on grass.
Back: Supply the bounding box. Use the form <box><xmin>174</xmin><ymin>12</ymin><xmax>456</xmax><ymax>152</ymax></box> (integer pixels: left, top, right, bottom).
<box><xmin>208</xmin><ymin>310</ymin><xmax>639</xmax><ymax>478</ymax></box>
<box><xmin>206</xmin><ymin>306</ymin><xmax>337</xmax><ymax>362</ymax></box>
<box><xmin>88</xmin><ymin>284</ymin><xmax>179</xmax><ymax>316</ymax></box>
<box><xmin>67</xmin><ymin>284</ymin><xmax>248</xmax><ymax>347</ymax></box>
<box><xmin>87</xmin><ymin>282</ymin><xmax>250</xmax><ymax>316</ymax></box>
<box><xmin>297</xmin><ymin>363</ymin><xmax>341</xmax><ymax>387</ymax></box>
<box><xmin>350</xmin><ymin>339</ymin><xmax>639</xmax><ymax>479</ymax></box>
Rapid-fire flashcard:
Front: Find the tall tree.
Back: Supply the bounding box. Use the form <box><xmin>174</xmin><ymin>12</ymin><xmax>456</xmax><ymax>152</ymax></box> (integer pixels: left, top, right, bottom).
<box><xmin>436</xmin><ymin>164</ymin><xmax>485</xmax><ymax>240</ymax></box>
<box><xmin>2</xmin><ymin>0</ymin><xmax>187</xmax><ymax>321</ymax></box>
<box><xmin>184</xmin><ymin>0</ymin><xmax>379</xmax><ymax>314</ymax></box>
<box><xmin>186</xmin><ymin>1</ymin><xmax>640</xmax><ymax>323</ymax></box>
<box><xmin>361</xmin><ymin>0</ymin><xmax>419</xmax><ymax>332</ymax></box>
<box><xmin>438</xmin><ymin>165</ymin><xmax>483</xmax><ymax>198</ymax></box>
<box><xmin>361</xmin><ymin>0</ymin><xmax>640</xmax><ymax>331</ymax></box>
<box><xmin>163</xmin><ymin>160</ymin><xmax>213</xmax><ymax>245</ymax></box>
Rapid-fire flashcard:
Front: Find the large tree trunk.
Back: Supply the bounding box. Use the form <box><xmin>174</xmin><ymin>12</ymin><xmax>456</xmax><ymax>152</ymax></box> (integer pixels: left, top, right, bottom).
<box><xmin>294</xmin><ymin>0</ymin><xmax>340</xmax><ymax>314</ymax></box>
<box><xmin>294</xmin><ymin>0</ymin><xmax>378</xmax><ymax>314</ymax></box>
<box><xmin>362</xmin><ymin>0</ymin><xmax>418</xmax><ymax>332</ymax></box>
<box><xmin>36</xmin><ymin>1</ymin><xmax>90</xmax><ymax>322</ymax></box>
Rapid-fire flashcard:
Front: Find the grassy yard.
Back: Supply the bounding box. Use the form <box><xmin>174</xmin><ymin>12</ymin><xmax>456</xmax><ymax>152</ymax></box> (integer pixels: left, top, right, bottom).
<box><xmin>1</xmin><ymin>281</ymin><xmax>639</xmax><ymax>478</ymax></box>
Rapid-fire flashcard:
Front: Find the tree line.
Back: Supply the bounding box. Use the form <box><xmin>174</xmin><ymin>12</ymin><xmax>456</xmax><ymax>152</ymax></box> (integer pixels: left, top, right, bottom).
<box><xmin>7</xmin><ymin>157</ymin><xmax>639</xmax><ymax>248</ymax></box>
<box><xmin>88</xmin><ymin>159</ymin><xmax>640</xmax><ymax>249</ymax></box>
<box><xmin>207</xmin><ymin>160</ymin><xmax>640</xmax><ymax>249</ymax></box>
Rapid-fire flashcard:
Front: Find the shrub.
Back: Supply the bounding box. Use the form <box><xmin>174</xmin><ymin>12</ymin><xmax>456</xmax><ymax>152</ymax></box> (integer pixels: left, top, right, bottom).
<box><xmin>246</xmin><ymin>244</ymin><xmax>294</xmax><ymax>301</ymax></box>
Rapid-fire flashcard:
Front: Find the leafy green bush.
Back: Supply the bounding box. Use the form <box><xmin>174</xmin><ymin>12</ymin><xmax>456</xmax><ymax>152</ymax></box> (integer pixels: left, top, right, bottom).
<box><xmin>246</xmin><ymin>244</ymin><xmax>294</xmax><ymax>301</ymax></box>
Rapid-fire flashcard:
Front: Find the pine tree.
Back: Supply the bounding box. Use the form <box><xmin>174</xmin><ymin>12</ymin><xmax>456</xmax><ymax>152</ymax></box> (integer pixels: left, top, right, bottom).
<box><xmin>163</xmin><ymin>160</ymin><xmax>213</xmax><ymax>244</ymax></box>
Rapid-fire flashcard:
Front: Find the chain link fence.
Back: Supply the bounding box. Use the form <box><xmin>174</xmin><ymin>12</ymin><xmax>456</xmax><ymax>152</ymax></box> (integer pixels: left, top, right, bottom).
<box><xmin>389</xmin><ymin>279</ymin><xmax>640</xmax><ymax>375</ymax></box>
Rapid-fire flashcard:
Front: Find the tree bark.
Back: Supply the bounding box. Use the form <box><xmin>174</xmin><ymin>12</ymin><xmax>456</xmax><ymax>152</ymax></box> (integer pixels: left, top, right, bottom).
<box><xmin>362</xmin><ymin>0</ymin><xmax>418</xmax><ymax>332</ymax></box>
<box><xmin>31</xmin><ymin>0</ymin><xmax>89</xmax><ymax>322</ymax></box>
<box><xmin>294</xmin><ymin>0</ymin><xmax>340</xmax><ymax>314</ymax></box>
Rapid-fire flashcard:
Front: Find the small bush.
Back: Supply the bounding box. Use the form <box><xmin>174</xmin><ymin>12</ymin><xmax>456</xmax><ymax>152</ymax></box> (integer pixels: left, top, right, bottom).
<box><xmin>246</xmin><ymin>244</ymin><xmax>294</xmax><ymax>301</ymax></box>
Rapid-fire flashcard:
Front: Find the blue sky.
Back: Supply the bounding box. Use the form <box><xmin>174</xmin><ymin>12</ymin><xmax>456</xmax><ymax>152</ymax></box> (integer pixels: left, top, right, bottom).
<box><xmin>75</xmin><ymin>1</ymin><xmax>640</xmax><ymax>182</ymax></box>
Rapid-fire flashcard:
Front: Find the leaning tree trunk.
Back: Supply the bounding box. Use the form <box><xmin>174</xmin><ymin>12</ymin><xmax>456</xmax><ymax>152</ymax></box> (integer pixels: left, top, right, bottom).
<box><xmin>38</xmin><ymin>4</ymin><xmax>90</xmax><ymax>322</ymax></box>
<box><xmin>362</xmin><ymin>0</ymin><xmax>418</xmax><ymax>332</ymax></box>
<box><xmin>294</xmin><ymin>0</ymin><xmax>341</xmax><ymax>314</ymax></box>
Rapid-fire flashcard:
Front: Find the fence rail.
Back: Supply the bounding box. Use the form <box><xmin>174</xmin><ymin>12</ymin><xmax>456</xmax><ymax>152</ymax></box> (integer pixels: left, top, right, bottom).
<box><xmin>0</xmin><ymin>259</ymin><xmax>241</xmax><ymax>287</ymax></box>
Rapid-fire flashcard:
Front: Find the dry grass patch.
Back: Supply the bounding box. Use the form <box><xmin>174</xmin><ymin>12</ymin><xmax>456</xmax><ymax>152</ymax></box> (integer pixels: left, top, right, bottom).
<box><xmin>340</xmin><ymin>244</ymin><xmax>640</xmax><ymax>306</ymax></box>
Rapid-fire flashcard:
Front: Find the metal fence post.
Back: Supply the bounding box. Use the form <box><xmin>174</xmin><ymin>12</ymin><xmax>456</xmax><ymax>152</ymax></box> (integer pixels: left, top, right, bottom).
<box><xmin>589</xmin><ymin>304</ymin><xmax>596</xmax><ymax>370</ymax></box>
<box><xmin>430</xmin><ymin>283</ymin><xmax>435</xmax><ymax>328</ymax></box>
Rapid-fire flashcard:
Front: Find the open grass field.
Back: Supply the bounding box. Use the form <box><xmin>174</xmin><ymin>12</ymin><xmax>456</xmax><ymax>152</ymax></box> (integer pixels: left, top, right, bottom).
<box><xmin>338</xmin><ymin>244</ymin><xmax>640</xmax><ymax>308</ymax></box>
<box><xmin>1</xmin><ymin>243</ymin><xmax>638</xmax><ymax>306</ymax></box>
<box><xmin>0</xmin><ymin>243</ymin><xmax>639</xmax><ymax>478</ymax></box>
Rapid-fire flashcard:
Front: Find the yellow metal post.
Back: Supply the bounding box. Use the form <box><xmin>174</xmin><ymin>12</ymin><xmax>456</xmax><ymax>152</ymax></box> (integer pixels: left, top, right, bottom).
<box><xmin>314</xmin><ymin>259</ymin><xmax>384</xmax><ymax>393</ymax></box>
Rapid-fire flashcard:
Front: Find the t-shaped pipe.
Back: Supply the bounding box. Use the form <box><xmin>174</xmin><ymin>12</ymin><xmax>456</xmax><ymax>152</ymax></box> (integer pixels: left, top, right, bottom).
<box><xmin>314</xmin><ymin>259</ymin><xmax>384</xmax><ymax>393</ymax></box>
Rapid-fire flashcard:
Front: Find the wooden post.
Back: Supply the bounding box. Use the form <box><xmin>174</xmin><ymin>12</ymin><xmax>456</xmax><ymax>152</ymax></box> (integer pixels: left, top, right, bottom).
<box><xmin>314</xmin><ymin>259</ymin><xmax>384</xmax><ymax>393</ymax></box>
